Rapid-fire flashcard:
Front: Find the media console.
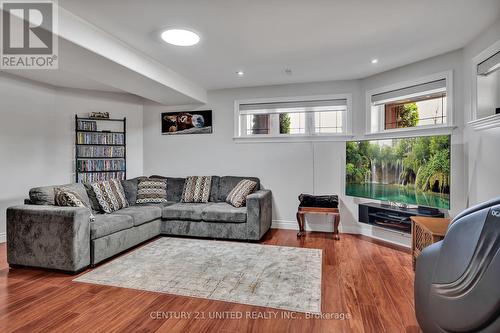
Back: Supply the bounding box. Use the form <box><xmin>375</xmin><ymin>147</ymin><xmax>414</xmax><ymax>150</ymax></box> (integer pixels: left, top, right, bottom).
<box><xmin>358</xmin><ymin>202</ymin><xmax>445</xmax><ymax>234</ymax></box>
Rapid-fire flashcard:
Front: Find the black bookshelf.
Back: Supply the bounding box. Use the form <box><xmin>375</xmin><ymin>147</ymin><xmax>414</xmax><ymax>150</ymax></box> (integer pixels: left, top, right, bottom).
<box><xmin>75</xmin><ymin>115</ymin><xmax>126</xmax><ymax>183</ymax></box>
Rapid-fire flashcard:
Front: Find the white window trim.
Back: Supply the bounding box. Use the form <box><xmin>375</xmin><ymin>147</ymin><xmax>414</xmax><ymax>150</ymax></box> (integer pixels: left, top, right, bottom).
<box><xmin>234</xmin><ymin>94</ymin><xmax>353</xmax><ymax>143</ymax></box>
<box><xmin>469</xmin><ymin>39</ymin><xmax>500</xmax><ymax>131</ymax></box>
<box><xmin>365</xmin><ymin>70</ymin><xmax>454</xmax><ymax>135</ymax></box>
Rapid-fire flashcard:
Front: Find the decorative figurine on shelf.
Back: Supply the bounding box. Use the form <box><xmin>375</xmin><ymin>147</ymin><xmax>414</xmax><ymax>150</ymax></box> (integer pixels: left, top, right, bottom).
<box><xmin>89</xmin><ymin>112</ymin><xmax>110</xmax><ymax>119</ymax></box>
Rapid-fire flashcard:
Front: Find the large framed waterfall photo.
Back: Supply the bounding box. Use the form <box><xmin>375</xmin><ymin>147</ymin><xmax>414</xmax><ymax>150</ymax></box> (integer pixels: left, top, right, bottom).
<box><xmin>161</xmin><ymin>110</ymin><xmax>213</xmax><ymax>135</ymax></box>
<box><xmin>345</xmin><ymin>135</ymin><xmax>451</xmax><ymax>209</ymax></box>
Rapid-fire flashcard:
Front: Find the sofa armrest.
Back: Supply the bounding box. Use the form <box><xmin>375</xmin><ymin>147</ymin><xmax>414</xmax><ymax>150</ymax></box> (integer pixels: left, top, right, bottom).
<box><xmin>246</xmin><ymin>190</ymin><xmax>272</xmax><ymax>240</ymax></box>
<box><xmin>7</xmin><ymin>205</ymin><xmax>91</xmax><ymax>273</ymax></box>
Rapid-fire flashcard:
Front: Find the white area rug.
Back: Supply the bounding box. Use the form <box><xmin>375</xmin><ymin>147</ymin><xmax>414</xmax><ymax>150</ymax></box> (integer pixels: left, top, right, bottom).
<box><xmin>74</xmin><ymin>237</ymin><xmax>322</xmax><ymax>313</ymax></box>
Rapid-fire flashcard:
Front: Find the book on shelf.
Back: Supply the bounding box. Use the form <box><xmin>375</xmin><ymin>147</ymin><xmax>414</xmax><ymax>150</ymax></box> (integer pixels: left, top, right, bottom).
<box><xmin>77</xmin><ymin>132</ymin><xmax>124</xmax><ymax>145</ymax></box>
<box><xmin>76</xmin><ymin>146</ymin><xmax>125</xmax><ymax>158</ymax></box>
<box><xmin>75</xmin><ymin>115</ymin><xmax>126</xmax><ymax>183</ymax></box>
<box><xmin>77</xmin><ymin>120</ymin><xmax>97</xmax><ymax>131</ymax></box>
<box><xmin>77</xmin><ymin>171</ymin><xmax>125</xmax><ymax>183</ymax></box>
<box><xmin>76</xmin><ymin>159</ymin><xmax>125</xmax><ymax>172</ymax></box>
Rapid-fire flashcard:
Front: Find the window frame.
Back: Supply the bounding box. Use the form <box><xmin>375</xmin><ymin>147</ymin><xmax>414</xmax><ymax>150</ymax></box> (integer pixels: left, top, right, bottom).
<box><xmin>365</xmin><ymin>71</ymin><xmax>454</xmax><ymax>136</ymax></box>
<box><xmin>234</xmin><ymin>94</ymin><xmax>353</xmax><ymax>143</ymax></box>
<box><xmin>469</xmin><ymin>39</ymin><xmax>500</xmax><ymax>130</ymax></box>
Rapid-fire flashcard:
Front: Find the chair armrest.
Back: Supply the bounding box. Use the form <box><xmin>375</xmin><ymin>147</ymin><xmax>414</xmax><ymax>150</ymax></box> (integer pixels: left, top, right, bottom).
<box><xmin>7</xmin><ymin>205</ymin><xmax>91</xmax><ymax>273</ymax></box>
<box><xmin>246</xmin><ymin>190</ymin><xmax>272</xmax><ymax>240</ymax></box>
<box><xmin>414</xmin><ymin>241</ymin><xmax>443</xmax><ymax>333</ymax></box>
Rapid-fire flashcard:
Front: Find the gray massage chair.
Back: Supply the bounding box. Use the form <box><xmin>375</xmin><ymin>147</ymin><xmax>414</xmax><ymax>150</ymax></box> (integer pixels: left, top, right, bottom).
<box><xmin>415</xmin><ymin>198</ymin><xmax>500</xmax><ymax>332</ymax></box>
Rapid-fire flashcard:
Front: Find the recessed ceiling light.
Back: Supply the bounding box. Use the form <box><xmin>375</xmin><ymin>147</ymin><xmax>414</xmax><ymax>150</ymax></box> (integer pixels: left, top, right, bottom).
<box><xmin>371</xmin><ymin>58</ymin><xmax>378</xmax><ymax>64</ymax></box>
<box><xmin>161</xmin><ymin>29</ymin><xmax>200</xmax><ymax>46</ymax></box>
<box><xmin>236</xmin><ymin>71</ymin><xmax>245</xmax><ymax>76</ymax></box>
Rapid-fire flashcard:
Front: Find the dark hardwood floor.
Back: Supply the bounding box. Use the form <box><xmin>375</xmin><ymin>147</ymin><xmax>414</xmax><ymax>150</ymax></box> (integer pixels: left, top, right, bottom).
<box><xmin>0</xmin><ymin>230</ymin><xmax>421</xmax><ymax>332</ymax></box>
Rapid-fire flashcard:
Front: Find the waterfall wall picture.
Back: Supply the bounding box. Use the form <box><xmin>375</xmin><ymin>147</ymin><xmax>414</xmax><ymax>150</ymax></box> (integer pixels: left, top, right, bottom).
<box><xmin>345</xmin><ymin>135</ymin><xmax>451</xmax><ymax>209</ymax></box>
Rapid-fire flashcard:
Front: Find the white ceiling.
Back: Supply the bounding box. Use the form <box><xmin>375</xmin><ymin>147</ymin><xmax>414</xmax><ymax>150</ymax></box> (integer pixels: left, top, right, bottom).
<box><xmin>3</xmin><ymin>68</ymin><xmax>123</xmax><ymax>93</ymax></box>
<box><xmin>1</xmin><ymin>6</ymin><xmax>207</xmax><ymax>105</ymax></box>
<box><xmin>58</xmin><ymin>0</ymin><xmax>500</xmax><ymax>90</ymax></box>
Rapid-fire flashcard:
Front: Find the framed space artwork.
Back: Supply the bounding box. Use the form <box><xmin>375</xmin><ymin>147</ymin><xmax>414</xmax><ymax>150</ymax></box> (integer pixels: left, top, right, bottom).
<box><xmin>161</xmin><ymin>110</ymin><xmax>213</xmax><ymax>135</ymax></box>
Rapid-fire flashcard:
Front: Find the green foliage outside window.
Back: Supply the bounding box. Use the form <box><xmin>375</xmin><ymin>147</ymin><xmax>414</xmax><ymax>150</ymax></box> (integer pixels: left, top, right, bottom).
<box><xmin>398</xmin><ymin>103</ymin><xmax>419</xmax><ymax>128</ymax></box>
<box><xmin>279</xmin><ymin>113</ymin><xmax>291</xmax><ymax>134</ymax></box>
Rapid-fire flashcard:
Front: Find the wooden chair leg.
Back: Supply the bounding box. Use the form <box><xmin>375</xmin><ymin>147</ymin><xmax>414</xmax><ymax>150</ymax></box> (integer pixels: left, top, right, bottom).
<box><xmin>296</xmin><ymin>212</ymin><xmax>305</xmax><ymax>237</ymax></box>
<box><xmin>334</xmin><ymin>214</ymin><xmax>340</xmax><ymax>240</ymax></box>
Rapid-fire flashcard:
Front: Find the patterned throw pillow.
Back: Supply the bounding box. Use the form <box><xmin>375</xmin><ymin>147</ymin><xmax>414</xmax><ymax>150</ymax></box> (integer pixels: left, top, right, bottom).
<box><xmin>136</xmin><ymin>178</ymin><xmax>168</xmax><ymax>204</ymax></box>
<box><xmin>226</xmin><ymin>179</ymin><xmax>257</xmax><ymax>208</ymax></box>
<box><xmin>54</xmin><ymin>188</ymin><xmax>95</xmax><ymax>221</ymax></box>
<box><xmin>54</xmin><ymin>189</ymin><xmax>88</xmax><ymax>208</ymax></box>
<box><xmin>90</xmin><ymin>179</ymin><xmax>129</xmax><ymax>213</ymax></box>
<box><xmin>181</xmin><ymin>176</ymin><xmax>212</xmax><ymax>203</ymax></box>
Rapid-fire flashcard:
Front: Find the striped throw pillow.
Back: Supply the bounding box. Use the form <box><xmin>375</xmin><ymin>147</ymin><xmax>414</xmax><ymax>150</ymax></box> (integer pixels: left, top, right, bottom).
<box><xmin>90</xmin><ymin>179</ymin><xmax>129</xmax><ymax>213</ymax></box>
<box><xmin>226</xmin><ymin>179</ymin><xmax>257</xmax><ymax>208</ymax></box>
<box><xmin>136</xmin><ymin>178</ymin><xmax>168</xmax><ymax>204</ymax></box>
<box><xmin>181</xmin><ymin>176</ymin><xmax>212</xmax><ymax>203</ymax></box>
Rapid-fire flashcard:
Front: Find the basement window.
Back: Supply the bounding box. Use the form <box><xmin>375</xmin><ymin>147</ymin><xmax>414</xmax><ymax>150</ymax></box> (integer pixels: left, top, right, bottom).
<box><xmin>368</xmin><ymin>72</ymin><xmax>453</xmax><ymax>134</ymax></box>
<box><xmin>235</xmin><ymin>95</ymin><xmax>351</xmax><ymax>141</ymax></box>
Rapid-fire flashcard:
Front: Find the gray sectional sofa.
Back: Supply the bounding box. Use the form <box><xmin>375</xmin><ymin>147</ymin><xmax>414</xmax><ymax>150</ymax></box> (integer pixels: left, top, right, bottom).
<box><xmin>6</xmin><ymin>176</ymin><xmax>272</xmax><ymax>273</ymax></box>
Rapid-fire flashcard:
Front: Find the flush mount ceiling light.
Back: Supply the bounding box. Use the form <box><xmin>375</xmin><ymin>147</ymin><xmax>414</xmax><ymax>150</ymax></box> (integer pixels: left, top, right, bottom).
<box><xmin>161</xmin><ymin>29</ymin><xmax>200</xmax><ymax>46</ymax></box>
<box><xmin>371</xmin><ymin>58</ymin><xmax>379</xmax><ymax>64</ymax></box>
<box><xmin>236</xmin><ymin>71</ymin><xmax>245</xmax><ymax>76</ymax></box>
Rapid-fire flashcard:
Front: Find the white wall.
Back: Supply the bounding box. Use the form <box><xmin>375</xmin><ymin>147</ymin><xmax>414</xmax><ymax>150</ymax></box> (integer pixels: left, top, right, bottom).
<box><xmin>3</xmin><ymin>20</ymin><xmax>498</xmax><ymax>248</ymax></box>
<box><xmin>143</xmin><ymin>49</ymin><xmax>469</xmax><ymax>248</ymax></box>
<box><xmin>463</xmin><ymin>19</ymin><xmax>500</xmax><ymax>205</ymax></box>
<box><xmin>362</xmin><ymin>50</ymin><xmax>466</xmax><ymax>217</ymax></box>
<box><xmin>0</xmin><ymin>73</ymin><xmax>144</xmax><ymax>242</ymax></box>
<box><xmin>143</xmin><ymin>80</ymin><xmax>366</xmax><ymax>236</ymax></box>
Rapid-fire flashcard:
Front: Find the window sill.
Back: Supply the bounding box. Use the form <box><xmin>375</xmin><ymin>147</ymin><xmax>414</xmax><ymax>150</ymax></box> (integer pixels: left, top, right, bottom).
<box><xmin>468</xmin><ymin>114</ymin><xmax>500</xmax><ymax>131</ymax></box>
<box><xmin>233</xmin><ymin>134</ymin><xmax>354</xmax><ymax>143</ymax></box>
<box><xmin>364</xmin><ymin>125</ymin><xmax>457</xmax><ymax>139</ymax></box>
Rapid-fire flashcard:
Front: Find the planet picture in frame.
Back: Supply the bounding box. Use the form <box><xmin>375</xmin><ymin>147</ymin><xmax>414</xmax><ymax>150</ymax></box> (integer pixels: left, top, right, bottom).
<box><xmin>161</xmin><ymin>110</ymin><xmax>213</xmax><ymax>135</ymax></box>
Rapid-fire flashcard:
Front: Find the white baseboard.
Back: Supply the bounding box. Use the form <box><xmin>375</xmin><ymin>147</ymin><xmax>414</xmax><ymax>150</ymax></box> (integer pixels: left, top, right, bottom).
<box><xmin>0</xmin><ymin>232</ymin><xmax>5</xmax><ymax>243</ymax></box>
<box><xmin>271</xmin><ymin>219</ymin><xmax>358</xmax><ymax>234</ymax></box>
<box><xmin>271</xmin><ymin>219</ymin><xmax>410</xmax><ymax>248</ymax></box>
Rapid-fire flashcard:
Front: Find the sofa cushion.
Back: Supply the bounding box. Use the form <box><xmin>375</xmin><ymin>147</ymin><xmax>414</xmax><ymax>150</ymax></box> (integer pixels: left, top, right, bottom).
<box><xmin>201</xmin><ymin>202</ymin><xmax>247</xmax><ymax>223</ymax></box>
<box><xmin>84</xmin><ymin>183</ymin><xmax>102</xmax><ymax>211</ymax></box>
<box><xmin>181</xmin><ymin>176</ymin><xmax>212</xmax><ymax>203</ymax></box>
<box><xmin>54</xmin><ymin>188</ymin><xmax>89</xmax><ymax>208</ymax></box>
<box><xmin>136</xmin><ymin>177</ymin><xmax>168</xmax><ymax>204</ymax></box>
<box><xmin>91</xmin><ymin>179</ymin><xmax>129</xmax><ymax>213</ymax></box>
<box><xmin>226</xmin><ymin>179</ymin><xmax>257</xmax><ymax>208</ymax></box>
<box><xmin>162</xmin><ymin>203</ymin><xmax>212</xmax><ymax>221</ymax></box>
<box><xmin>112</xmin><ymin>206</ymin><xmax>162</xmax><ymax>226</ymax></box>
<box><xmin>140</xmin><ymin>202</ymin><xmax>176</xmax><ymax>208</ymax></box>
<box><xmin>209</xmin><ymin>176</ymin><xmax>220</xmax><ymax>202</ymax></box>
<box><xmin>30</xmin><ymin>183</ymin><xmax>91</xmax><ymax>207</ymax></box>
<box><xmin>90</xmin><ymin>214</ymin><xmax>134</xmax><ymax>240</ymax></box>
<box><xmin>218</xmin><ymin>176</ymin><xmax>260</xmax><ymax>202</ymax></box>
<box><xmin>166</xmin><ymin>177</ymin><xmax>185</xmax><ymax>202</ymax></box>
<box><xmin>151</xmin><ymin>176</ymin><xmax>186</xmax><ymax>202</ymax></box>
<box><xmin>121</xmin><ymin>177</ymin><xmax>140</xmax><ymax>205</ymax></box>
